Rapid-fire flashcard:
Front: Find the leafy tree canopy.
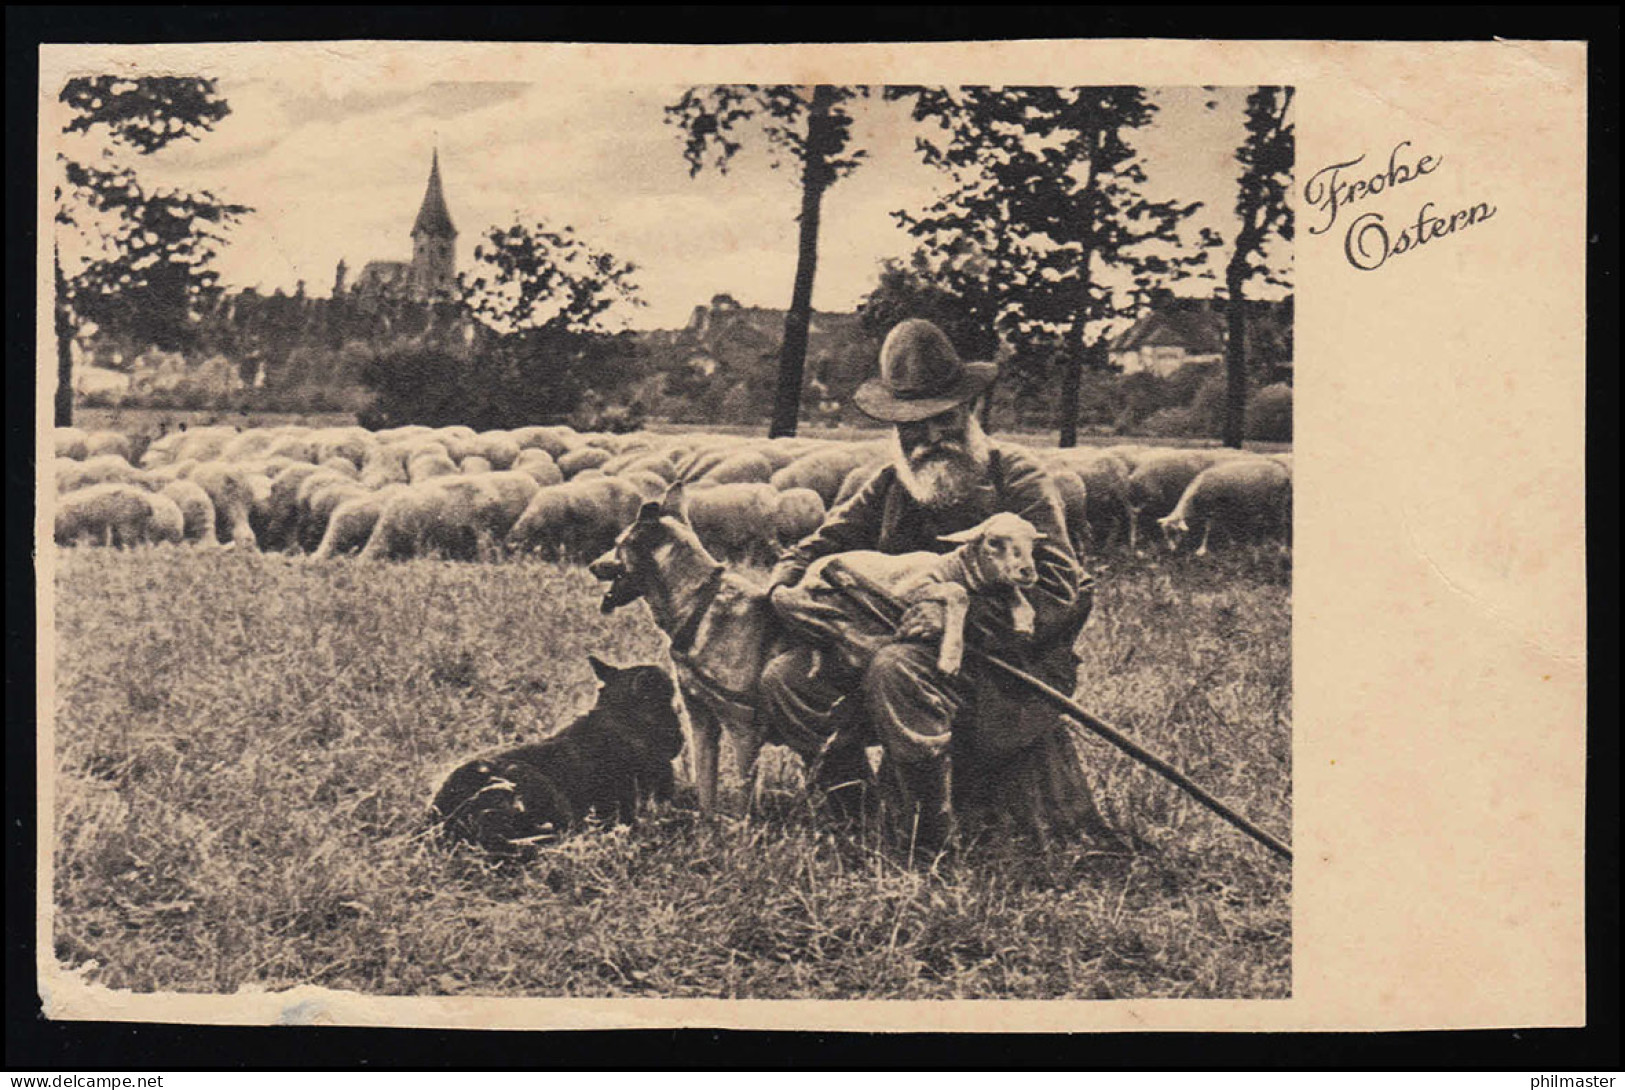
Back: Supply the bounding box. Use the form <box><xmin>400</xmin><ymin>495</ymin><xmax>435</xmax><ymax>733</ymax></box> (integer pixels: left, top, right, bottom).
<box><xmin>56</xmin><ymin>76</ymin><xmax>250</xmax><ymax>351</ymax></box>
<box><xmin>458</xmin><ymin>220</ymin><xmax>642</xmax><ymax>337</ymax></box>
<box><xmin>893</xmin><ymin>86</ymin><xmax>1210</xmax><ymax>370</ymax></box>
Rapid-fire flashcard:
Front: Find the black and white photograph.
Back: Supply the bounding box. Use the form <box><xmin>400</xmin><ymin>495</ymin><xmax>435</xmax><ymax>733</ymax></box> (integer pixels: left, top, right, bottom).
<box><xmin>32</xmin><ymin>38</ymin><xmax>1587</xmax><ymax>1035</ymax></box>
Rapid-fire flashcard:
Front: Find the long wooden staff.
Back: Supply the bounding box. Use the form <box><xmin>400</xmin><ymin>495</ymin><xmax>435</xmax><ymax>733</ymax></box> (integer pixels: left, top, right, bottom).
<box><xmin>822</xmin><ymin>561</ymin><xmax>1292</xmax><ymax>864</ymax></box>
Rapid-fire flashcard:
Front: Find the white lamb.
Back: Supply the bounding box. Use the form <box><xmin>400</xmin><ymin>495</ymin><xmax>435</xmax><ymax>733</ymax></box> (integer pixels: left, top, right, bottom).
<box><xmin>800</xmin><ymin>511</ymin><xmax>1046</xmax><ymax>676</ymax></box>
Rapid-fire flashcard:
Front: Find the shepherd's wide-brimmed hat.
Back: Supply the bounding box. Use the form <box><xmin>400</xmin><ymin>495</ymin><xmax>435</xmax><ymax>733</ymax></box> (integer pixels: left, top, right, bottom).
<box><xmin>852</xmin><ymin>319</ymin><xmax>998</xmax><ymax>423</ymax></box>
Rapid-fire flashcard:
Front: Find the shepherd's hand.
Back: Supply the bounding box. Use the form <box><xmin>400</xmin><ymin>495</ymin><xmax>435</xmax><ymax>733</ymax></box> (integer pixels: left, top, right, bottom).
<box><xmin>897</xmin><ymin>600</ymin><xmax>946</xmax><ymax>642</ymax></box>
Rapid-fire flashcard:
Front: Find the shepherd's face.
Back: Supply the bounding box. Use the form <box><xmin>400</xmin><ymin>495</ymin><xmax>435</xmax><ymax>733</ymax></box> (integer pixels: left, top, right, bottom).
<box><xmin>892</xmin><ymin>403</ymin><xmax>991</xmax><ymax>510</ymax></box>
<box><xmin>897</xmin><ymin>404</ymin><xmax>974</xmax><ymax>468</ymax></box>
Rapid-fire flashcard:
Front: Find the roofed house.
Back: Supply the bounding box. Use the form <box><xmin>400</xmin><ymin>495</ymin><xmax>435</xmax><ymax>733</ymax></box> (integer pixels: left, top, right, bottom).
<box><xmin>1110</xmin><ymin>296</ymin><xmax>1293</xmax><ymax>380</ymax></box>
<box><xmin>1110</xmin><ymin>304</ymin><xmax>1226</xmax><ymax>377</ymax></box>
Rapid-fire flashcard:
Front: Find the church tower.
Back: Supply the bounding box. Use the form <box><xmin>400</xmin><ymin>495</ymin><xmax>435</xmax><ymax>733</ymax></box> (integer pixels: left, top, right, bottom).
<box><xmin>409</xmin><ymin>149</ymin><xmax>457</xmax><ymax>300</ymax></box>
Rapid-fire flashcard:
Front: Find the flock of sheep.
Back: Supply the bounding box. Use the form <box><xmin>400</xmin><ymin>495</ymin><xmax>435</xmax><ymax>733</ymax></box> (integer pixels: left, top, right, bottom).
<box><xmin>51</xmin><ymin>422</ymin><xmax>1292</xmax><ymax>563</ymax></box>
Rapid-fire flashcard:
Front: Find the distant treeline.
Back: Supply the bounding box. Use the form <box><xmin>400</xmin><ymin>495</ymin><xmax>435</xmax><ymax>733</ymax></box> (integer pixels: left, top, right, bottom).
<box><xmin>76</xmin><ymin>288</ymin><xmax>1289</xmax><ymax>442</ymax></box>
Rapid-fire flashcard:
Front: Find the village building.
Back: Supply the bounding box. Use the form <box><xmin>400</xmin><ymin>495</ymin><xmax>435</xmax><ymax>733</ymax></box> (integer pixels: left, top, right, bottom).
<box><xmin>340</xmin><ymin>150</ymin><xmax>459</xmax><ymax>303</ymax></box>
<box><xmin>1109</xmin><ymin>295</ymin><xmax>1293</xmax><ymax>382</ymax></box>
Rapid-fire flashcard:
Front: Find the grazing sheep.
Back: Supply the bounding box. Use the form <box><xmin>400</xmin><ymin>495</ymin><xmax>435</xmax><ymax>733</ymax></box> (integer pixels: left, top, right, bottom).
<box><xmin>220</xmin><ymin>429</ymin><xmax>281</xmax><ymax>462</ymax></box>
<box><xmin>259</xmin><ymin>463</ymin><xmax>326</xmax><ymax>551</ymax></box>
<box><xmin>673</xmin><ymin>447</ymin><xmax>730</xmax><ymax>482</ymax></box>
<box><xmin>138</xmin><ymin>429</ymin><xmax>186</xmax><ymax>469</ymax></box>
<box><xmin>774</xmin><ymin>487</ymin><xmax>826</xmax><ymax>546</ymax></box>
<box><xmin>460</xmin><ymin>455</ymin><xmax>493</xmax><ymax>476</ymax></box>
<box><xmin>755</xmin><ymin>440</ymin><xmax>813</xmax><ymax>472</ymax></box>
<box><xmin>159</xmin><ymin>479</ymin><xmax>218</xmax><ymax>546</ymax></box>
<box><xmin>619</xmin><ymin>470</ymin><xmax>672</xmax><ymax>501</ymax></box>
<box><xmin>320</xmin><ymin>456</ymin><xmax>360</xmax><ymax>479</ymax></box>
<box><xmin>446</xmin><ymin>432</ymin><xmax>520</xmax><ymax>471</ymax></box>
<box><xmin>54</xmin><ymin>484</ymin><xmax>181</xmax><ymax>547</ymax></box>
<box><xmin>508</xmin><ymin>425</ymin><xmax>579</xmax><ymax>459</ymax></box>
<box><xmin>56</xmin><ymin>454</ymin><xmax>148</xmax><ymax>494</ymax></box>
<box><xmin>1043</xmin><ymin>448</ymin><xmax>1133</xmax><ymax>551</ymax></box>
<box><xmin>1048</xmin><ymin>468</ymin><xmax>1093</xmax><ymax>556</ymax></box>
<box><xmin>359</xmin><ymin>446</ymin><xmax>413</xmax><ymax>489</ymax></box>
<box><xmin>359</xmin><ymin>476</ymin><xmax>505</xmax><ymax>561</ymax></box>
<box><xmin>312</xmin><ymin>428</ymin><xmax>376</xmax><ymax>469</ymax></box>
<box><xmin>187</xmin><ymin>461</ymin><xmax>260</xmax><ymax>549</ymax></box>
<box><xmin>372</xmin><ymin>425</ymin><xmax>433</xmax><ymax>445</ymax></box>
<box><xmin>464</xmin><ymin>470</ymin><xmax>542</xmax><ymax>539</ymax></box>
<box><xmin>170</xmin><ymin>426</ymin><xmax>239</xmax><ymax>465</ymax></box>
<box><xmin>1158</xmin><ymin>457</ymin><xmax>1292</xmax><ymax>554</ymax></box>
<box><xmin>511</xmin><ymin>448</ymin><xmax>565</xmax><ymax>488</ymax></box>
<box><xmin>288</xmin><ymin>466</ymin><xmax>361</xmax><ymax>548</ymax></box>
<box><xmin>83</xmin><ymin>430</ymin><xmax>133</xmax><ymax>462</ymax></box>
<box><xmin>557</xmin><ymin>446</ymin><xmax>613</xmax><ymax>479</ymax></box>
<box><xmin>602</xmin><ymin>448</ymin><xmax>676</xmax><ymax>480</ymax></box>
<box><xmin>301</xmin><ymin>480</ymin><xmax>371</xmax><ymax>552</ymax></box>
<box><xmin>144</xmin><ymin>491</ymin><xmax>187</xmax><ymax>545</ymax></box>
<box><xmin>686</xmin><ymin>483</ymin><xmax>783</xmax><ymax>563</ymax></box>
<box><xmin>242</xmin><ymin>468</ymin><xmax>276</xmax><ymax>543</ymax></box>
<box><xmin>770</xmin><ymin>444</ymin><xmax>886</xmax><ymax>506</ymax></box>
<box><xmin>507</xmin><ymin>477</ymin><xmax>643</xmax><ymax>561</ymax></box>
<box><xmin>407</xmin><ymin>446</ymin><xmax>459</xmax><ymax>483</ymax></box>
<box><xmin>311</xmin><ymin>485</ymin><xmax>405</xmax><ymax>560</ymax></box>
<box><xmin>1124</xmin><ymin>448</ymin><xmax>1249</xmax><ymax>552</ymax></box>
<box><xmin>142</xmin><ymin>458</ymin><xmax>198</xmax><ymax>489</ymax></box>
<box><xmin>54</xmin><ymin>428</ymin><xmax>90</xmax><ymax>461</ymax></box>
<box><xmin>701</xmin><ymin>450</ymin><xmax>775</xmax><ymax>486</ymax></box>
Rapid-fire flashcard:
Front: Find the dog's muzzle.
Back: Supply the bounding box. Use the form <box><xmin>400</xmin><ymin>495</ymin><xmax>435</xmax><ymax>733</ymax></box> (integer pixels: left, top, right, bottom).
<box><xmin>588</xmin><ymin>554</ymin><xmax>643</xmax><ymax>614</ymax></box>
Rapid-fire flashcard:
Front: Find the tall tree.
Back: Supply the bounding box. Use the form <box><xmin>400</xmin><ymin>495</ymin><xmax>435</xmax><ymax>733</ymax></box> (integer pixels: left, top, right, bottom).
<box><xmin>54</xmin><ymin>76</ymin><xmax>250</xmax><ymax>425</ymax></box>
<box><xmin>894</xmin><ymin>86</ymin><xmax>1207</xmax><ymax>446</ymax></box>
<box><xmin>1220</xmin><ymin>87</ymin><xmax>1295</xmax><ymax>448</ymax></box>
<box><xmin>666</xmin><ymin>85</ymin><xmax>869</xmax><ymax>437</ymax></box>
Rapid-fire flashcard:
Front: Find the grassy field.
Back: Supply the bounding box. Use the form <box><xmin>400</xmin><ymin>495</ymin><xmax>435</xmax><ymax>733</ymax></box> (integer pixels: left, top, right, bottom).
<box><xmin>50</xmin><ymin>546</ymin><xmax>1290</xmax><ymax>1000</ymax></box>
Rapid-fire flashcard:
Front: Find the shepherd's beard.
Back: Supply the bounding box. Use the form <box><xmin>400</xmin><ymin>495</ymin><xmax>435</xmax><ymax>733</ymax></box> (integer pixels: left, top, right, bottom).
<box><xmin>891</xmin><ymin>417</ymin><xmax>993</xmax><ymax>511</ymax></box>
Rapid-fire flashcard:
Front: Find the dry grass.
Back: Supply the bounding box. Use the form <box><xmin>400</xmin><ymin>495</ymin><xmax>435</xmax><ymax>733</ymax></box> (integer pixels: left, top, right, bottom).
<box><xmin>50</xmin><ymin>545</ymin><xmax>1290</xmax><ymax>999</ymax></box>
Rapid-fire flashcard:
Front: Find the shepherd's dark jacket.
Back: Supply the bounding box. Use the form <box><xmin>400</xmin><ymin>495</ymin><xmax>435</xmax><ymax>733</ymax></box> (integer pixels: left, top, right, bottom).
<box><xmin>767</xmin><ymin>444</ymin><xmax>1093</xmax><ymax>758</ymax></box>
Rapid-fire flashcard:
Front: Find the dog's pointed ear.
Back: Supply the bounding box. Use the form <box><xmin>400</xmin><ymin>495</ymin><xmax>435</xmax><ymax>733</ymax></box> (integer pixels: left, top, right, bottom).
<box><xmin>636</xmin><ymin>500</ymin><xmax>663</xmax><ymax>524</ymax></box>
<box><xmin>587</xmin><ymin>654</ymin><xmax>617</xmax><ymax>682</ymax></box>
<box><xmin>661</xmin><ymin>481</ymin><xmax>690</xmax><ymax>521</ymax></box>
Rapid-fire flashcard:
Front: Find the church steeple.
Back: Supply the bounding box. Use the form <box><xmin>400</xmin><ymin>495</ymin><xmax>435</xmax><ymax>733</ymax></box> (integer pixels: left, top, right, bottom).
<box><xmin>411</xmin><ymin>149</ymin><xmax>457</xmax><ymax>241</ymax></box>
<box><xmin>409</xmin><ymin>150</ymin><xmax>457</xmax><ymax>300</ymax></box>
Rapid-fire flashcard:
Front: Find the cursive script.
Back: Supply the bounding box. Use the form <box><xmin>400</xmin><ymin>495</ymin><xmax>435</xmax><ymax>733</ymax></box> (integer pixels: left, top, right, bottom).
<box><xmin>1343</xmin><ymin>201</ymin><xmax>1497</xmax><ymax>271</ymax></box>
<box><xmin>1305</xmin><ymin>140</ymin><xmax>1497</xmax><ymax>272</ymax></box>
<box><xmin>1303</xmin><ymin>141</ymin><xmax>1443</xmax><ymax>236</ymax></box>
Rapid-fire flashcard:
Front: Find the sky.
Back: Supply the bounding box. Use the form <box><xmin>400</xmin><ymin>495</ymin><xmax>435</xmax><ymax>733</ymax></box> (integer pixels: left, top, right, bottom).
<box><xmin>60</xmin><ymin>80</ymin><xmax>1285</xmax><ymax>331</ymax></box>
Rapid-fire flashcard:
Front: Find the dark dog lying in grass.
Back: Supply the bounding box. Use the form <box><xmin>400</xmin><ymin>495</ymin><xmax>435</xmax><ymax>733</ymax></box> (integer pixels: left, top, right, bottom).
<box><xmin>429</xmin><ymin>656</ymin><xmax>683</xmax><ymax>855</ymax></box>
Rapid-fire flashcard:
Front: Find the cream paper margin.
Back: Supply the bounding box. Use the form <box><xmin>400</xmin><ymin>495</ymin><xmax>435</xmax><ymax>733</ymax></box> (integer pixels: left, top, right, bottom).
<box><xmin>34</xmin><ymin>39</ymin><xmax>1588</xmax><ymax>1032</ymax></box>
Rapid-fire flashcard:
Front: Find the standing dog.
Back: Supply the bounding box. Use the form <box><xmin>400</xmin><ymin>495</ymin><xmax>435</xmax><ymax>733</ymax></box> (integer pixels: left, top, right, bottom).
<box><xmin>589</xmin><ymin>484</ymin><xmax>775</xmax><ymax>814</ymax></box>
<box><xmin>429</xmin><ymin>655</ymin><xmax>683</xmax><ymax>854</ymax></box>
<box><xmin>588</xmin><ymin>481</ymin><xmax>1045</xmax><ymax>813</ymax></box>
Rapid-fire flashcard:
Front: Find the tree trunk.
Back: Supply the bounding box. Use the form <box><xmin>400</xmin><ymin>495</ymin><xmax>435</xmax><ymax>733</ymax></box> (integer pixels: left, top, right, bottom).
<box><xmin>1222</xmin><ymin>264</ymin><xmax>1249</xmax><ymax>448</ymax></box>
<box><xmin>770</xmin><ymin>86</ymin><xmax>836</xmax><ymax>440</ymax></box>
<box><xmin>54</xmin><ymin>248</ymin><xmax>74</xmax><ymax>428</ymax></box>
<box><xmin>1058</xmin><ymin>349</ymin><xmax>1082</xmax><ymax>448</ymax></box>
<box><xmin>1058</xmin><ymin>127</ymin><xmax>1103</xmax><ymax>449</ymax></box>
